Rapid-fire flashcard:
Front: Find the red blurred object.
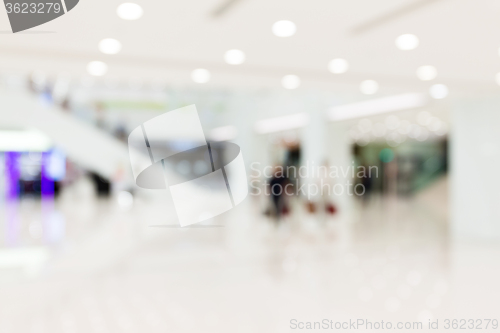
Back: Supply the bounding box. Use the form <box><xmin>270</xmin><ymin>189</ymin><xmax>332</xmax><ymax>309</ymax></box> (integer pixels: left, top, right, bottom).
<box><xmin>306</xmin><ymin>201</ymin><xmax>316</xmax><ymax>214</ymax></box>
<box><xmin>326</xmin><ymin>203</ymin><xmax>337</xmax><ymax>215</ymax></box>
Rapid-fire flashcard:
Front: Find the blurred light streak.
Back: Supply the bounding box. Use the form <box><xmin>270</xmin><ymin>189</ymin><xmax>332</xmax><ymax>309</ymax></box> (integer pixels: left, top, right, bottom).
<box><xmin>41</xmin><ymin>152</ymin><xmax>54</xmax><ymax>198</ymax></box>
<box><xmin>0</xmin><ymin>130</ymin><xmax>52</xmax><ymax>152</ymax></box>
<box><xmin>254</xmin><ymin>113</ymin><xmax>309</xmax><ymax>134</ymax></box>
<box><xmin>327</xmin><ymin>93</ymin><xmax>428</xmax><ymax>121</ymax></box>
<box><xmin>5</xmin><ymin>152</ymin><xmax>20</xmax><ymax>246</ymax></box>
<box><xmin>209</xmin><ymin>125</ymin><xmax>238</xmax><ymax>141</ymax></box>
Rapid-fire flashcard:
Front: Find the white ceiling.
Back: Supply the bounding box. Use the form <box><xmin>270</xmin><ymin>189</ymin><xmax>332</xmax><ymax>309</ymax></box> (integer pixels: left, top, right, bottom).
<box><xmin>1</xmin><ymin>0</ymin><xmax>500</xmax><ymax>94</ymax></box>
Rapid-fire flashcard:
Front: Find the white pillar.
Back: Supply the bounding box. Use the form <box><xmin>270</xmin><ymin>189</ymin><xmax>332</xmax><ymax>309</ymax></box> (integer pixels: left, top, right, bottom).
<box><xmin>451</xmin><ymin>98</ymin><xmax>500</xmax><ymax>241</ymax></box>
<box><xmin>301</xmin><ymin>107</ymin><xmax>326</xmax><ymax>166</ymax></box>
<box><xmin>326</xmin><ymin>121</ymin><xmax>354</xmax><ymax>219</ymax></box>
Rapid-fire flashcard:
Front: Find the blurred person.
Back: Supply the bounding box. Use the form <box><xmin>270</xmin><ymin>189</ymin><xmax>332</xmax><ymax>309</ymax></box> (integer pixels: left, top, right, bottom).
<box><xmin>305</xmin><ymin>160</ymin><xmax>338</xmax><ymax>219</ymax></box>
<box><xmin>284</xmin><ymin>141</ymin><xmax>301</xmax><ymax>169</ymax></box>
<box><xmin>114</xmin><ymin>120</ymin><xmax>128</xmax><ymax>143</ymax></box>
<box><xmin>360</xmin><ymin>163</ymin><xmax>374</xmax><ymax>203</ymax></box>
<box><xmin>318</xmin><ymin>159</ymin><xmax>338</xmax><ymax>217</ymax></box>
<box><xmin>90</xmin><ymin>172</ymin><xmax>111</xmax><ymax>197</ymax></box>
<box><xmin>60</xmin><ymin>97</ymin><xmax>71</xmax><ymax>112</ymax></box>
<box><xmin>268</xmin><ymin>165</ymin><xmax>290</xmax><ymax>221</ymax></box>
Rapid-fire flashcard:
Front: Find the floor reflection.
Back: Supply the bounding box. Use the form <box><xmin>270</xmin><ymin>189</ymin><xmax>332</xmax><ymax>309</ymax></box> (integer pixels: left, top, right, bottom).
<box><xmin>0</xmin><ymin>177</ymin><xmax>498</xmax><ymax>333</ymax></box>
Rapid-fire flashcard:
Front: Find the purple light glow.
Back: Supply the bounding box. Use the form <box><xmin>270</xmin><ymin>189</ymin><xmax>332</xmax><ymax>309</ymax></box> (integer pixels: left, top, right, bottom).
<box><xmin>41</xmin><ymin>152</ymin><xmax>54</xmax><ymax>199</ymax></box>
<box><xmin>4</xmin><ymin>152</ymin><xmax>21</xmax><ymax>246</ymax></box>
<box><xmin>5</xmin><ymin>152</ymin><xmax>20</xmax><ymax>200</ymax></box>
<box><xmin>41</xmin><ymin>151</ymin><xmax>56</xmax><ymax>243</ymax></box>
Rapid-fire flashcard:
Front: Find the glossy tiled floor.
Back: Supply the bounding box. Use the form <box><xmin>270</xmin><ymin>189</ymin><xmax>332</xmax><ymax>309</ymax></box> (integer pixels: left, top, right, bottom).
<box><xmin>0</xmin><ymin>177</ymin><xmax>499</xmax><ymax>333</ymax></box>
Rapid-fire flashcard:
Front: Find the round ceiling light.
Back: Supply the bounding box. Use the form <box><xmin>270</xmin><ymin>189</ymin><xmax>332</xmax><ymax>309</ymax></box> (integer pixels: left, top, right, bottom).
<box><xmin>385</xmin><ymin>115</ymin><xmax>400</xmax><ymax>130</ymax></box>
<box><xmin>328</xmin><ymin>58</ymin><xmax>349</xmax><ymax>74</ymax></box>
<box><xmin>272</xmin><ymin>20</ymin><xmax>296</xmax><ymax>37</ymax></box>
<box><xmin>416</xmin><ymin>66</ymin><xmax>437</xmax><ymax>81</ymax></box>
<box><xmin>395</xmin><ymin>34</ymin><xmax>419</xmax><ymax>50</ymax></box>
<box><xmin>417</xmin><ymin>111</ymin><xmax>432</xmax><ymax>126</ymax></box>
<box><xmin>281</xmin><ymin>75</ymin><xmax>301</xmax><ymax>89</ymax></box>
<box><xmin>224</xmin><ymin>49</ymin><xmax>246</xmax><ymax>65</ymax></box>
<box><xmin>360</xmin><ymin>80</ymin><xmax>379</xmax><ymax>95</ymax></box>
<box><xmin>117</xmin><ymin>3</ymin><xmax>143</xmax><ymax>20</ymax></box>
<box><xmin>429</xmin><ymin>84</ymin><xmax>449</xmax><ymax>99</ymax></box>
<box><xmin>87</xmin><ymin>61</ymin><xmax>108</xmax><ymax>76</ymax></box>
<box><xmin>191</xmin><ymin>69</ymin><xmax>211</xmax><ymax>83</ymax></box>
<box><xmin>98</xmin><ymin>38</ymin><xmax>122</xmax><ymax>55</ymax></box>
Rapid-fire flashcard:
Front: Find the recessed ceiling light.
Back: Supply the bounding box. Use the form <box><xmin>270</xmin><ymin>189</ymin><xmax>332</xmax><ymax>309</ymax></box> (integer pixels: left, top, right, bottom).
<box><xmin>429</xmin><ymin>84</ymin><xmax>449</xmax><ymax>99</ymax></box>
<box><xmin>360</xmin><ymin>80</ymin><xmax>379</xmax><ymax>95</ymax></box>
<box><xmin>417</xmin><ymin>111</ymin><xmax>432</xmax><ymax>126</ymax></box>
<box><xmin>191</xmin><ymin>69</ymin><xmax>210</xmax><ymax>83</ymax></box>
<box><xmin>395</xmin><ymin>34</ymin><xmax>419</xmax><ymax>50</ymax></box>
<box><xmin>373</xmin><ymin>122</ymin><xmax>387</xmax><ymax>137</ymax></box>
<box><xmin>272</xmin><ymin>20</ymin><xmax>296</xmax><ymax>37</ymax></box>
<box><xmin>385</xmin><ymin>115</ymin><xmax>400</xmax><ymax>130</ymax></box>
<box><xmin>358</xmin><ymin>118</ymin><xmax>372</xmax><ymax>133</ymax></box>
<box><xmin>398</xmin><ymin>120</ymin><xmax>412</xmax><ymax>135</ymax></box>
<box><xmin>436</xmin><ymin>123</ymin><xmax>448</xmax><ymax>136</ymax></box>
<box><xmin>416</xmin><ymin>66</ymin><xmax>437</xmax><ymax>81</ymax></box>
<box><xmin>427</xmin><ymin>117</ymin><xmax>443</xmax><ymax>132</ymax></box>
<box><xmin>281</xmin><ymin>75</ymin><xmax>301</xmax><ymax>89</ymax></box>
<box><xmin>416</xmin><ymin>128</ymin><xmax>429</xmax><ymax>141</ymax></box>
<box><xmin>328</xmin><ymin>58</ymin><xmax>349</xmax><ymax>74</ymax></box>
<box><xmin>117</xmin><ymin>3</ymin><xmax>143</xmax><ymax>20</ymax></box>
<box><xmin>87</xmin><ymin>61</ymin><xmax>108</xmax><ymax>76</ymax></box>
<box><xmin>224</xmin><ymin>49</ymin><xmax>246</xmax><ymax>65</ymax></box>
<box><xmin>98</xmin><ymin>38</ymin><xmax>122</xmax><ymax>55</ymax></box>
<box><xmin>408</xmin><ymin>124</ymin><xmax>422</xmax><ymax>139</ymax></box>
